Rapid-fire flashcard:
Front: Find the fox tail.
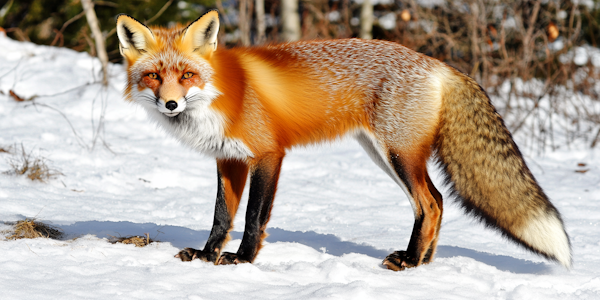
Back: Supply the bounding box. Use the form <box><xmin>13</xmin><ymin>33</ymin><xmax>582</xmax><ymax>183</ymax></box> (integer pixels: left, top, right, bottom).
<box><xmin>433</xmin><ymin>68</ymin><xmax>572</xmax><ymax>268</ymax></box>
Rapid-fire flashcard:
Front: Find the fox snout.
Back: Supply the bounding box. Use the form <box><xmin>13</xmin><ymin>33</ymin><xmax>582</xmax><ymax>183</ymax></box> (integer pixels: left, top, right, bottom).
<box><xmin>157</xmin><ymin>83</ymin><xmax>188</xmax><ymax>117</ymax></box>
<box><xmin>165</xmin><ymin>100</ymin><xmax>178</xmax><ymax>111</ymax></box>
<box><xmin>158</xmin><ymin>97</ymin><xmax>186</xmax><ymax>117</ymax></box>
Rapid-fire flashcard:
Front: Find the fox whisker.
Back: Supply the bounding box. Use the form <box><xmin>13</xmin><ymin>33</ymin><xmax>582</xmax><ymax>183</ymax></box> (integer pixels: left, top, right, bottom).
<box><xmin>184</xmin><ymin>93</ymin><xmax>203</xmax><ymax>103</ymax></box>
<box><xmin>136</xmin><ymin>95</ymin><xmax>158</xmax><ymax>105</ymax></box>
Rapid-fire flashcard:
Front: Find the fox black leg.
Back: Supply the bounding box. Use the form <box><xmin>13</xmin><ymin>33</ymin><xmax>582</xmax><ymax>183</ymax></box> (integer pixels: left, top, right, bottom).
<box><xmin>176</xmin><ymin>159</ymin><xmax>248</xmax><ymax>263</ymax></box>
<box><xmin>218</xmin><ymin>154</ymin><xmax>283</xmax><ymax>265</ymax></box>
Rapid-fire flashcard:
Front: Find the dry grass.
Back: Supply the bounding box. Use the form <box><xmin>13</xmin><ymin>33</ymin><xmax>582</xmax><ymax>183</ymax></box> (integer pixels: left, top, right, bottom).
<box><xmin>2</xmin><ymin>220</ymin><xmax>158</xmax><ymax>248</ymax></box>
<box><xmin>5</xmin><ymin>219</ymin><xmax>63</xmax><ymax>240</ymax></box>
<box><xmin>4</xmin><ymin>144</ymin><xmax>62</xmax><ymax>182</ymax></box>
<box><xmin>109</xmin><ymin>233</ymin><xmax>156</xmax><ymax>247</ymax></box>
<box><xmin>0</xmin><ymin>145</ymin><xmax>12</xmax><ymax>153</ymax></box>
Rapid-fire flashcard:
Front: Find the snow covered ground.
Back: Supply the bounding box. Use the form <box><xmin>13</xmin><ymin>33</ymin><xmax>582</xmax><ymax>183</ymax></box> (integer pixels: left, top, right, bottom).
<box><xmin>1</xmin><ymin>33</ymin><xmax>599</xmax><ymax>299</ymax></box>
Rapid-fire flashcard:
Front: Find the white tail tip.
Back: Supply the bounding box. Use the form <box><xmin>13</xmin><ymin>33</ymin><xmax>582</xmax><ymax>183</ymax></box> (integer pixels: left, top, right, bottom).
<box><xmin>518</xmin><ymin>211</ymin><xmax>572</xmax><ymax>268</ymax></box>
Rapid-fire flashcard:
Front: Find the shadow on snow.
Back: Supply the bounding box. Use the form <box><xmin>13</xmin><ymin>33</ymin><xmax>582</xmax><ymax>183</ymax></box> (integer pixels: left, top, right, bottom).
<box><xmin>50</xmin><ymin>220</ymin><xmax>551</xmax><ymax>274</ymax></box>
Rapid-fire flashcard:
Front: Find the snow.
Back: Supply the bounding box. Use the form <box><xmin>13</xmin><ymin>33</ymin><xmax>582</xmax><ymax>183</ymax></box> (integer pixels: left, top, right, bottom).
<box><xmin>559</xmin><ymin>45</ymin><xmax>600</xmax><ymax>67</ymax></box>
<box><xmin>1</xmin><ymin>34</ymin><xmax>600</xmax><ymax>299</ymax></box>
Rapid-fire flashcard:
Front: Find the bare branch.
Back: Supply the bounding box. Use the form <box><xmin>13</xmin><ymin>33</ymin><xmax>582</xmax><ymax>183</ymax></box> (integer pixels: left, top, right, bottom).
<box><xmin>145</xmin><ymin>0</ymin><xmax>174</xmax><ymax>25</ymax></box>
<box><xmin>81</xmin><ymin>0</ymin><xmax>109</xmax><ymax>86</ymax></box>
<box><xmin>27</xmin><ymin>101</ymin><xmax>89</xmax><ymax>150</ymax></box>
<box><xmin>51</xmin><ymin>10</ymin><xmax>86</xmax><ymax>47</ymax></box>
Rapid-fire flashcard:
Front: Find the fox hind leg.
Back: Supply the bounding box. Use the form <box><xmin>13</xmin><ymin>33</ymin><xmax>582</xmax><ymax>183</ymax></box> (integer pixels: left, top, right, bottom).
<box><xmin>356</xmin><ymin>132</ymin><xmax>442</xmax><ymax>270</ymax></box>
<box><xmin>382</xmin><ymin>152</ymin><xmax>443</xmax><ymax>271</ymax></box>
<box><xmin>415</xmin><ymin>174</ymin><xmax>443</xmax><ymax>264</ymax></box>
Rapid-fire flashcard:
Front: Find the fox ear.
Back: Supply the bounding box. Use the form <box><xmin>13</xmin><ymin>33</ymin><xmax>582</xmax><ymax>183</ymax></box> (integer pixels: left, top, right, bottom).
<box><xmin>116</xmin><ymin>14</ymin><xmax>155</xmax><ymax>58</ymax></box>
<box><xmin>181</xmin><ymin>10</ymin><xmax>220</xmax><ymax>55</ymax></box>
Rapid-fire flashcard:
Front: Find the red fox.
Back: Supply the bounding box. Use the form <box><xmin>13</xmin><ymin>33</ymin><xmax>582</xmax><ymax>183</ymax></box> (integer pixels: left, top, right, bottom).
<box><xmin>116</xmin><ymin>11</ymin><xmax>571</xmax><ymax>270</ymax></box>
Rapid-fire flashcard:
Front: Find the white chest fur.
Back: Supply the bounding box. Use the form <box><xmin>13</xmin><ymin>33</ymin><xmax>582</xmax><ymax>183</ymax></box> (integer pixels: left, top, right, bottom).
<box><xmin>135</xmin><ymin>86</ymin><xmax>254</xmax><ymax>160</ymax></box>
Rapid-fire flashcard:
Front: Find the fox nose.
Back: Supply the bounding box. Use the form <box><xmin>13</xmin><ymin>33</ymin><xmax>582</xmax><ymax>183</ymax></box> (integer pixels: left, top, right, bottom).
<box><xmin>165</xmin><ymin>101</ymin><xmax>178</xmax><ymax>111</ymax></box>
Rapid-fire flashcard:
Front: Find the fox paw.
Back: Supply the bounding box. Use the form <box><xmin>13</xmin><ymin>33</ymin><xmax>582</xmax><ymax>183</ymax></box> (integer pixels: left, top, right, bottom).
<box><xmin>175</xmin><ymin>248</ymin><xmax>218</xmax><ymax>263</ymax></box>
<box><xmin>382</xmin><ymin>251</ymin><xmax>417</xmax><ymax>271</ymax></box>
<box><xmin>217</xmin><ymin>252</ymin><xmax>250</xmax><ymax>265</ymax></box>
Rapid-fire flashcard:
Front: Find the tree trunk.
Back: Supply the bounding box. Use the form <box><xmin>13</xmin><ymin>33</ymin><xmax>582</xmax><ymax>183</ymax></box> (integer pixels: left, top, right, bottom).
<box><xmin>81</xmin><ymin>0</ymin><xmax>108</xmax><ymax>85</ymax></box>
<box><xmin>360</xmin><ymin>0</ymin><xmax>373</xmax><ymax>40</ymax></box>
<box><xmin>281</xmin><ymin>0</ymin><xmax>300</xmax><ymax>41</ymax></box>
<box><xmin>239</xmin><ymin>0</ymin><xmax>251</xmax><ymax>46</ymax></box>
<box><xmin>255</xmin><ymin>0</ymin><xmax>266</xmax><ymax>44</ymax></box>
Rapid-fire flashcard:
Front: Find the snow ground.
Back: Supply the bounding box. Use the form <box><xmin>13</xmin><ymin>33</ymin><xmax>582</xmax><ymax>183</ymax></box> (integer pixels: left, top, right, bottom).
<box><xmin>0</xmin><ymin>33</ymin><xmax>599</xmax><ymax>299</ymax></box>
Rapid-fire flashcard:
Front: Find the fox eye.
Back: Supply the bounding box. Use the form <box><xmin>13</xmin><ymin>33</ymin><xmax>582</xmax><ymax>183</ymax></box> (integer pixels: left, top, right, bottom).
<box><xmin>147</xmin><ymin>73</ymin><xmax>159</xmax><ymax>79</ymax></box>
<box><xmin>182</xmin><ymin>72</ymin><xmax>193</xmax><ymax>79</ymax></box>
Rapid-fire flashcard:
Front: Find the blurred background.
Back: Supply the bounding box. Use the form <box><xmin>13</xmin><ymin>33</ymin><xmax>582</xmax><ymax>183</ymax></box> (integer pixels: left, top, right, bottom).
<box><xmin>1</xmin><ymin>0</ymin><xmax>600</xmax><ymax>151</ymax></box>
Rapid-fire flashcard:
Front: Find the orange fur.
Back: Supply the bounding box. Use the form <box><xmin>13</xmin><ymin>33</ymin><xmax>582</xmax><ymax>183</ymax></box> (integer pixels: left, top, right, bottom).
<box><xmin>123</xmin><ymin>42</ymin><xmax>373</xmax><ymax>156</ymax></box>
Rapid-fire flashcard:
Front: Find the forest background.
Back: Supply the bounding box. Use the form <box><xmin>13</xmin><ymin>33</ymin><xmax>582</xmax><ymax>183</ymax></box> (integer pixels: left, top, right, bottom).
<box><xmin>2</xmin><ymin>0</ymin><xmax>600</xmax><ymax>152</ymax></box>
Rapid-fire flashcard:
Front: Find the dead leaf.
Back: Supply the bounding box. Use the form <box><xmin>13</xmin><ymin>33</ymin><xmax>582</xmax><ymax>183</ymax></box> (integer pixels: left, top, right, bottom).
<box><xmin>9</xmin><ymin>90</ymin><xmax>25</xmax><ymax>102</ymax></box>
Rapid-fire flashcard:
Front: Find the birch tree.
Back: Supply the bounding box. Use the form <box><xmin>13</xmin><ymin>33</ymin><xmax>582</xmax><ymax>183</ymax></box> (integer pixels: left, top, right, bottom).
<box><xmin>239</xmin><ymin>0</ymin><xmax>252</xmax><ymax>46</ymax></box>
<box><xmin>255</xmin><ymin>0</ymin><xmax>266</xmax><ymax>44</ymax></box>
<box><xmin>360</xmin><ymin>0</ymin><xmax>373</xmax><ymax>40</ymax></box>
<box><xmin>281</xmin><ymin>0</ymin><xmax>301</xmax><ymax>41</ymax></box>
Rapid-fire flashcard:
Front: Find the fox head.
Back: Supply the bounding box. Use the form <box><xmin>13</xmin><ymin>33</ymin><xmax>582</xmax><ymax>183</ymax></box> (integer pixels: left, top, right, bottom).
<box><xmin>116</xmin><ymin>11</ymin><xmax>220</xmax><ymax>117</ymax></box>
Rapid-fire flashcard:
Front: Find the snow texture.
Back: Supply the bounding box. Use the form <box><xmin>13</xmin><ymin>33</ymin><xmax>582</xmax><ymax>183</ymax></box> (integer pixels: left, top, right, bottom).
<box><xmin>1</xmin><ymin>33</ymin><xmax>599</xmax><ymax>299</ymax></box>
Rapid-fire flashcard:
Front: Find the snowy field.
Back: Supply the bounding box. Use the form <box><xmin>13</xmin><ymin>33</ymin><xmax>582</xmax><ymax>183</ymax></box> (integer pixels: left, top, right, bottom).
<box><xmin>1</xmin><ymin>33</ymin><xmax>599</xmax><ymax>299</ymax></box>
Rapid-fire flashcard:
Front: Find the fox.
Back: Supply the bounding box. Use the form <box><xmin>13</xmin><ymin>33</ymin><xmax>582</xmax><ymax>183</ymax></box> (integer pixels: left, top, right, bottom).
<box><xmin>115</xmin><ymin>10</ymin><xmax>571</xmax><ymax>271</ymax></box>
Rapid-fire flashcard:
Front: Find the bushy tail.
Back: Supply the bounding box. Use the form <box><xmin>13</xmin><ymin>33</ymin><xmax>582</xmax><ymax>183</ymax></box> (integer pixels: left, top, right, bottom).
<box><xmin>433</xmin><ymin>68</ymin><xmax>572</xmax><ymax>268</ymax></box>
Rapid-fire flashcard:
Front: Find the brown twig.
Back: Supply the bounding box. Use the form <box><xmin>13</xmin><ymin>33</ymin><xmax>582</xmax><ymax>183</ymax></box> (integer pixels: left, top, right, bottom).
<box><xmin>145</xmin><ymin>0</ymin><xmax>174</xmax><ymax>25</ymax></box>
<box><xmin>51</xmin><ymin>10</ymin><xmax>86</xmax><ymax>47</ymax></box>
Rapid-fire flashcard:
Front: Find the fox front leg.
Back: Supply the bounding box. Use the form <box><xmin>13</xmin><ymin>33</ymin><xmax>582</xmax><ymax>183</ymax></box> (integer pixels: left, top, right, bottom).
<box><xmin>176</xmin><ymin>159</ymin><xmax>248</xmax><ymax>263</ymax></box>
<box><xmin>217</xmin><ymin>154</ymin><xmax>284</xmax><ymax>265</ymax></box>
